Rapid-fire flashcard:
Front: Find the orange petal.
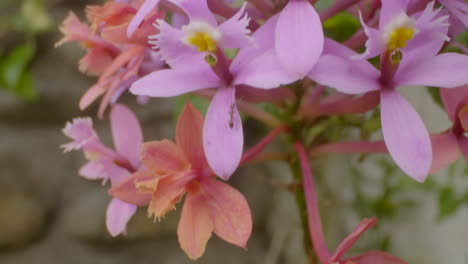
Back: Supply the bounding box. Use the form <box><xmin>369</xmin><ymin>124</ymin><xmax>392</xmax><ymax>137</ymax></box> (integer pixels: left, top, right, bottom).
<box><xmin>141</xmin><ymin>140</ymin><xmax>189</xmax><ymax>174</ymax></box>
<box><xmin>108</xmin><ymin>170</ymin><xmax>153</xmax><ymax>206</ymax></box>
<box><xmin>200</xmin><ymin>179</ymin><xmax>252</xmax><ymax>249</ymax></box>
<box><xmin>79</xmin><ymin>47</ymin><xmax>114</xmax><ymax>76</ymax></box>
<box><xmin>177</xmin><ymin>192</ymin><xmax>214</xmax><ymax>260</ymax></box>
<box><xmin>176</xmin><ymin>103</ymin><xmax>207</xmax><ymax>169</ymax></box>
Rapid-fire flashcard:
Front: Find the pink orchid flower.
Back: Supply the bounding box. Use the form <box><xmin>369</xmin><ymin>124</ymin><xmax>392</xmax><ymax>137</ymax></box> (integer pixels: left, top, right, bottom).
<box><xmin>130</xmin><ymin>0</ymin><xmax>301</xmax><ymax>180</ymax></box>
<box><xmin>62</xmin><ymin>104</ymin><xmax>144</xmax><ymax>237</ymax></box>
<box><xmin>309</xmin><ymin>1</ymin><xmax>468</xmax><ymax>182</ymax></box>
<box><xmin>439</xmin><ymin>0</ymin><xmax>468</xmax><ymax>30</ymax></box>
<box><xmin>109</xmin><ymin>103</ymin><xmax>252</xmax><ymax>260</ymax></box>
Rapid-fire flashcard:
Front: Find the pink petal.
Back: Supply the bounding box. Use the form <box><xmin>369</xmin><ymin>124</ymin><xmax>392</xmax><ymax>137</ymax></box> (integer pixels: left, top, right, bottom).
<box><xmin>331</xmin><ymin>218</ymin><xmax>377</xmax><ymax>262</ymax></box>
<box><xmin>380</xmin><ymin>89</ymin><xmax>432</xmax><ymax>182</ymax></box>
<box><xmin>170</xmin><ymin>0</ymin><xmax>217</xmax><ymax>26</ymax></box>
<box><xmin>430</xmin><ymin>133</ymin><xmax>461</xmax><ymax>173</ymax></box>
<box><xmin>200</xmin><ymin>179</ymin><xmax>252</xmax><ymax>249</ymax></box>
<box><xmin>127</xmin><ymin>0</ymin><xmax>160</xmax><ymax>37</ymax></box>
<box><xmin>233</xmin><ymin>50</ymin><xmax>297</xmax><ymax>89</ymax></box>
<box><xmin>217</xmin><ymin>3</ymin><xmax>252</xmax><ymax>49</ymax></box>
<box><xmin>141</xmin><ymin>140</ymin><xmax>189</xmax><ymax>174</ymax></box>
<box><xmin>395</xmin><ymin>53</ymin><xmax>468</xmax><ymax>88</ymax></box>
<box><xmin>146</xmin><ymin>173</ymin><xmax>189</xmax><ymax>219</ymax></box>
<box><xmin>379</xmin><ymin>0</ymin><xmax>410</xmax><ymax>27</ymax></box>
<box><xmin>343</xmin><ymin>251</ymin><xmax>407</xmax><ymax>264</ymax></box>
<box><xmin>111</xmin><ymin>104</ymin><xmax>143</xmax><ymax>169</ymax></box>
<box><xmin>108</xmin><ymin>170</ymin><xmax>153</xmax><ymax>206</ymax></box>
<box><xmin>441</xmin><ymin>86</ymin><xmax>468</xmax><ymax>122</ymax></box>
<box><xmin>177</xmin><ymin>192</ymin><xmax>214</xmax><ymax>260</ymax></box>
<box><xmin>176</xmin><ymin>103</ymin><xmax>208</xmax><ymax>169</ymax></box>
<box><xmin>79</xmin><ymin>81</ymin><xmax>107</xmax><ymax>110</ymax></box>
<box><xmin>308</xmin><ymin>55</ymin><xmax>380</xmax><ymax>94</ymax></box>
<box><xmin>61</xmin><ymin>117</ymin><xmax>97</xmax><ymax>152</ymax></box>
<box><xmin>106</xmin><ymin>198</ymin><xmax>137</xmax><ymax>237</ymax></box>
<box><xmin>230</xmin><ymin>14</ymin><xmax>278</xmax><ymax>74</ymax></box>
<box><xmin>275</xmin><ymin>0</ymin><xmax>323</xmax><ymax>78</ymax></box>
<box><xmin>130</xmin><ymin>67</ymin><xmax>222</xmax><ymax>97</ymax></box>
<box><xmin>203</xmin><ymin>87</ymin><xmax>243</xmax><ymax>180</ymax></box>
<box><xmin>355</xmin><ymin>12</ymin><xmax>385</xmax><ymax>60</ymax></box>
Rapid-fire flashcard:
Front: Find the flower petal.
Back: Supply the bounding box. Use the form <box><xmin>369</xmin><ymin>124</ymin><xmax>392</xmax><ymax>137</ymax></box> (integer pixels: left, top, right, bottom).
<box><xmin>106</xmin><ymin>198</ymin><xmax>137</xmax><ymax>237</ymax></box>
<box><xmin>430</xmin><ymin>133</ymin><xmax>460</xmax><ymax>173</ymax></box>
<box><xmin>217</xmin><ymin>3</ymin><xmax>252</xmax><ymax>49</ymax></box>
<box><xmin>108</xmin><ymin>170</ymin><xmax>153</xmax><ymax>206</ymax></box>
<box><xmin>331</xmin><ymin>218</ymin><xmax>377</xmax><ymax>262</ymax></box>
<box><xmin>170</xmin><ymin>0</ymin><xmax>217</xmax><ymax>26</ymax></box>
<box><xmin>203</xmin><ymin>87</ymin><xmax>243</xmax><ymax>180</ymax></box>
<box><xmin>308</xmin><ymin>55</ymin><xmax>380</xmax><ymax>94</ymax></box>
<box><xmin>355</xmin><ymin>12</ymin><xmax>384</xmax><ymax>60</ymax></box>
<box><xmin>275</xmin><ymin>0</ymin><xmax>323</xmax><ymax>78</ymax></box>
<box><xmin>379</xmin><ymin>0</ymin><xmax>410</xmax><ymax>27</ymax></box>
<box><xmin>441</xmin><ymin>86</ymin><xmax>468</xmax><ymax>122</ymax></box>
<box><xmin>111</xmin><ymin>104</ymin><xmax>143</xmax><ymax>169</ymax></box>
<box><xmin>200</xmin><ymin>179</ymin><xmax>252</xmax><ymax>249</ymax></box>
<box><xmin>130</xmin><ymin>67</ymin><xmax>222</xmax><ymax>97</ymax></box>
<box><xmin>61</xmin><ymin>117</ymin><xmax>97</xmax><ymax>152</ymax></box>
<box><xmin>380</xmin><ymin>89</ymin><xmax>432</xmax><ymax>182</ymax></box>
<box><xmin>233</xmin><ymin>50</ymin><xmax>297</xmax><ymax>89</ymax></box>
<box><xmin>395</xmin><ymin>53</ymin><xmax>468</xmax><ymax>88</ymax></box>
<box><xmin>177</xmin><ymin>192</ymin><xmax>214</xmax><ymax>260</ymax></box>
<box><xmin>141</xmin><ymin>140</ymin><xmax>189</xmax><ymax>174</ymax></box>
<box><xmin>176</xmin><ymin>103</ymin><xmax>207</xmax><ymax>169</ymax></box>
<box><xmin>343</xmin><ymin>251</ymin><xmax>407</xmax><ymax>264</ymax></box>
<box><xmin>127</xmin><ymin>0</ymin><xmax>160</xmax><ymax>37</ymax></box>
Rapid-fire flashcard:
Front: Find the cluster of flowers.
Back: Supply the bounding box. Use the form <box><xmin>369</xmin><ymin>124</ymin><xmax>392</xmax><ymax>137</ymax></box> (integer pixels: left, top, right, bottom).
<box><xmin>58</xmin><ymin>0</ymin><xmax>468</xmax><ymax>262</ymax></box>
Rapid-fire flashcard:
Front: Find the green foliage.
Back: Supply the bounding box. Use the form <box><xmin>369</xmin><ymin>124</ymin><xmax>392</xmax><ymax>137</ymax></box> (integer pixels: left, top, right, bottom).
<box><xmin>323</xmin><ymin>12</ymin><xmax>360</xmax><ymax>42</ymax></box>
<box><xmin>0</xmin><ymin>42</ymin><xmax>38</xmax><ymax>101</ymax></box>
<box><xmin>427</xmin><ymin>86</ymin><xmax>443</xmax><ymax>108</ymax></box>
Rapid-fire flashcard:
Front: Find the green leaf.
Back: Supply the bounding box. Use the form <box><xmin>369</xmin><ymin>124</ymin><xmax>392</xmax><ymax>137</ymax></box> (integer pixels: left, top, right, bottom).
<box><xmin>0</xmin><ymin>42</ymin><xmax>35</xmax><ymax>89</ymax></box>
<box><xmin>427</xmin><ymin>86</ymin><xmax>443</xmax><ymax>108</ymax></box>
<box><xmin>323</xmin><ymin>12</ymin><xmax>360</xmax><ymax>42</ymax></box>
<box><xmin>438</xmin><ymin>187</ymin><xmax>461</xmax><ymax>221</ymax></box>
<box><xmin>14</xmin><ymin>70</ymin><xmax>38</xmax><ymax>101</ymax></box>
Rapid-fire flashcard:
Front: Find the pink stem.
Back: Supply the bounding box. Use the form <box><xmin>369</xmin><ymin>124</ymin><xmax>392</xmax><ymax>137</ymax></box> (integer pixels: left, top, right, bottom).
<box><xmin>293</xmin><ymin>142</ymin><xmax>331</xmax><ymax>264</ymax></box>
<box><xmin>309</xmin><ymin>140</ymin><xmax>388</xmax><ymax>157</ymax></box>
<box><xmin>241</xmin><ymin>125</ymin><xmax>289</xmax><ymax>165</ymax></box>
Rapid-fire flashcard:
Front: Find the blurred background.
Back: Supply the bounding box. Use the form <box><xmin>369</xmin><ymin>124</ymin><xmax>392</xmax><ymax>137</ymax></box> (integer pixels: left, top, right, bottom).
<box><xmin>0</xmin><ymin>1</ymin><xmax>468</xmax><ymax>263</ymax></box>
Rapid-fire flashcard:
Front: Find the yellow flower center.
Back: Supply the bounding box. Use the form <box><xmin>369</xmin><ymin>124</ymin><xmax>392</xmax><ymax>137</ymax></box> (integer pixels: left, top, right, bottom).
<box><xmin>187</xmin><ymin>32</ymin><xmax>218</xmax><ymax>52</ymax></box>
<box><xmin>182</xmin><ymin>21</ymin><xmax>221</xmax><ymax>54</ymax></box>
<box><xmin>387</xmin><ymin>26</ymin><xmax>415</xmax><ymax>51</ymax></box>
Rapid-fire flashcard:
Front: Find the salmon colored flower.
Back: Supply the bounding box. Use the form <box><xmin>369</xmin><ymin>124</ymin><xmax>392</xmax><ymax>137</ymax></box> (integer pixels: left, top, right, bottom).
<box><xmin>110</xmin><ymin>103</ymin><xmax>252</xmax><ymax>260</ymax></box>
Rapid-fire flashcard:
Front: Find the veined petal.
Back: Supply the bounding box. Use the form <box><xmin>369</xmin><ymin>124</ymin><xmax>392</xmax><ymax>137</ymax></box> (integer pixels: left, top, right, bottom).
<box><xmin>309</xmin><ymin>55</ymin><xmax>381</xmax><ymax>94</ymax></box>
<box><xmin>127</xmin><ymin>0</ymin><xmax>160</xmax><ymax>37</ymax></box>
<box><xmin>380</xmin><ymin>89</ymin><xmax>432</xmax><ymax>182</ymax></box>
<box><xmin>233</xmin><ymin>50</ymin><xmax>297</xmax><ymax>89</ymax></box>
<box><xmin>275</xmin><ymin>0</ymin><xmax>323</xmax><ymax>78</ymax></box>
<box><xmin>200</xmin><ymin>179</ymin><xmax>252</xmax><ymax>249</ymax></box>
<box><xmin>177</xmin><ymin>192</ymin><xmax>214</xmax><ymax>260</ymax></box>
<box><xmin>430</xmin><ymin>133</ymin><xmax>460</xmax><ymax>173</ymax></box>
<box><xmin>106</xmin><ymin>198</ymin><xmax>137</xmax><ymax>237</ymax></box>
<box><xmin>343</xmin><ymin>251</ymin><xmax>407</xmax><ymax>264</ymax></box>
<box><xmin>176</xmin><ymin>103</ymin><xmax>207</xmax><ymax>169</ymax></box>
<box><xmin>130</xmin><ymin>67</ymin><xmax>222</xmax><ymax>97</ymax></box>
<box><xmin>217</xmin><ymin>3</ymin><xmax>252</xmax><ymax>50</ymax></box>
<box><xmin>395</xmin><ymin>53</ymin><xmax>468</xmax><ymax>88</ymax></box>
<box><xmin>111</xmin><ymin>104</ymin><xmax>143</xmax><ymax>169</ymax></box>
<box><xmin>203</xmin><ymin>87</ymin><xmax>243</xmax><ymax>180</ymax></box>
<box><xmin>170</xmin><ymin>0</ymin><xmax>217</xmax><ymax>26</ymax></box>
<box><xmin>141</xmin><ymin>140</ymin><xmax>189</xmax><ymax>174</ymax></box>
<box><xmin>109</xmin><ymin>170</ymin><xmax>153</xmax><ymax>206</ymax></box>
<box><xmin>331</xmin><ymin>218</ymin><xmax>377</xmax><ymax>262</ymax></box>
